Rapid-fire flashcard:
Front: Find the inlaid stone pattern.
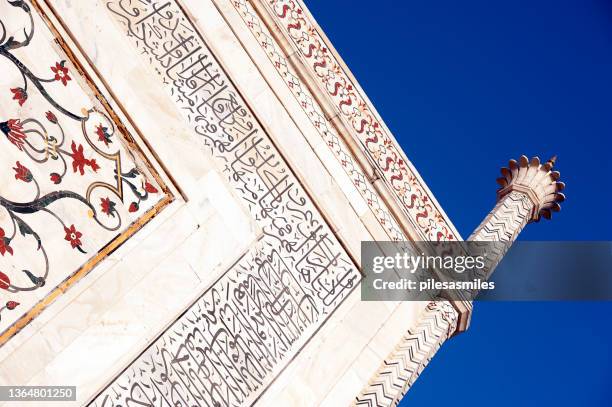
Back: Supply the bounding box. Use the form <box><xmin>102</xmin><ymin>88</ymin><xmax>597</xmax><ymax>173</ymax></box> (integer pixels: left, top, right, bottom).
<box><xmin>91</xmin><ymin>1</ymin><xmax>358</xmax><ymax>406</ymax></box>
<box><xmin>354</xmin><ymin>301</ymin><xmax>458</xmax><ymax>407</ymax></box>
<box><xmin>266</xmin><ymin>0</ymin><xmax>457</xmax><ymax>242</ymax></box>
<box><xmin>231</xmin><ymin>0</ymin><xmax>406</xmax><ymax>242</ymax></box>
<box><xmin>0</xmin><ymin>0</ymin><xmax>168</xmax><ymax>342</ymax></box>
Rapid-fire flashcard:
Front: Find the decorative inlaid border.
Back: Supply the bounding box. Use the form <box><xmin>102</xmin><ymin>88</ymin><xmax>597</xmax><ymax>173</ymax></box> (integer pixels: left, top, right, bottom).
<box><xmin>0</xmin><ymin>0</ymin><xmax>174</xmax><ymax>347</ymax></box>
<box><xmin>228</xmin><ymin>0</ymin><xmax>406</xmax><ymax>242</ymax></box>
<box><xmin>354</xmin><ymin>301</ymin><xmax>458</xmax><ymax>407</ymax></box>
<box><xmin>253</xmin><ymin>0</ymin><xmax>459</xmax><ymax>242</ymax></box>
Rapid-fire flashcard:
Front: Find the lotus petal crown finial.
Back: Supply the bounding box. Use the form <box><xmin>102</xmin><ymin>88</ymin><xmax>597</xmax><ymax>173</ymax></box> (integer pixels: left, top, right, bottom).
<box><xmin>496</xmin><ymin>155</ymin><xmax>565</xmax><ymax>221</ymax></box>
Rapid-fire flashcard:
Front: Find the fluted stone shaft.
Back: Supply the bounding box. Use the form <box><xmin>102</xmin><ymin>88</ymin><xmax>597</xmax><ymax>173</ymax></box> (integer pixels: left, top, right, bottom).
<box><xmin>353</xmin><ymin>156</ymin><xmax>564</xmax><ymax>407</ymax></box>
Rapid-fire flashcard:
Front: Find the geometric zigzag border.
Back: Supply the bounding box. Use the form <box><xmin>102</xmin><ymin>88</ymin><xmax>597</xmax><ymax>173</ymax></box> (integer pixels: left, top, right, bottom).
<box><xmin>354</xmin><ymin>191</ymin><xmax>533</xmax><ymax>406</ymax></box>
<box><xmin>353</xmin><ymin>301</ymin><xmax>458</xmax><ymax>407</ymax></box>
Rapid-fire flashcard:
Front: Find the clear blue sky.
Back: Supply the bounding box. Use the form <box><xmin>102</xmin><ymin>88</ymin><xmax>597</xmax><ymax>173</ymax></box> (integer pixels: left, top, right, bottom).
<box><xmin>305</xmin><ymin>0</ymin><xmax>612</xmax><ymax>405</ymax></box>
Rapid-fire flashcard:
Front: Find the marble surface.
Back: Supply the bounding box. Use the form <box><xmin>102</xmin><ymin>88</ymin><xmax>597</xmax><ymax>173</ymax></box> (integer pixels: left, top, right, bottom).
<box><xmin>0</xmin><ymin>0</ymin><xmax>171</xmax><ymax>344</ymax></box>
<box><xmin>0</xmin><ymin>0</ymin><xmax>432</xmax><ymax>406</ymax></box>
<box><xmin>89</xmin><ymin>1</ymin><xmax>360</xmax><ymax>404</ymax></box>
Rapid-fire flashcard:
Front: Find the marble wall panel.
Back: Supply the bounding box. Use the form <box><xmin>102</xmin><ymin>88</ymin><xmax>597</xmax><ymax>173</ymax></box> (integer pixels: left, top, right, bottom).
<box><xmin>0</xmin><ymin>0</ymin><xmax>173</xmax><ymax>346</ymax></box>
<box><xmin>0</xmin><ymin>1</ymin><xmax>434</xmax><ymax>406</ymax></box>
<box><xmin>87</xmin><ymin>0</ymin><xmax>361</xmax><ymax>405</ymax></box>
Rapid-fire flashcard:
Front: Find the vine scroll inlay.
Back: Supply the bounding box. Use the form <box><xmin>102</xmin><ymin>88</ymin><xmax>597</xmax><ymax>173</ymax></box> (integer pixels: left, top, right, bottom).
<box><xmin>0</xmin><ymin>0</ymin><xmax>172</xmax><ymax>344</ymax></box>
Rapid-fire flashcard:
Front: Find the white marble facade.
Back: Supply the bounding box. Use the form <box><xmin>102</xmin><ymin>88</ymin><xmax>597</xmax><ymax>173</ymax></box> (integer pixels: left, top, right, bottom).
<box><xmin>0</xmin><ymin>0</ymin><xmax>462</xmax><ymax>406</ymax></box>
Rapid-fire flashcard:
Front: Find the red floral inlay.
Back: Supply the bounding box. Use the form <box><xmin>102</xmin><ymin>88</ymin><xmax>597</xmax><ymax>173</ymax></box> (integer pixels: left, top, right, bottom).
<box><xmin>6</xmin><ymin>301</ymin><xmax>19</xmax><ymax>310</ymax></box>
<box><xmin>144</xmin><ymin>182</ymin><xmax>158</xmax><ymax>193</ymax></box>
<box><xmin>0</xmin><ymin>271</ymin><xmax>10</xmax><ymax>290</ymax></box>
<box><xmin>10</xmin><ymin>87</ymin><xmax>27</xmax><ymax>106</ymax></box>
<box><xmin>100</xmin><ymin>197</ymin><xmax>116</xmax><ymax>217</ymax></box>
<box><xmin>70</xmin><ymin>141</ymin><xmax>100</xmax><ymax>175</ymax></box>
<box><xmin>0</xmin><ymin>228</ymin><xmax>13</xmax><ymax>257</ymax></box>
<box><xmin>13</xmin><ymin>161</ymin><xmax>32</xmax><ymax>183</ymax></box>
<box><xmin>51</xmin><ymin>61</ymin><xmax>71</xmax><ymax>86</ymax></box>
<box><xmin>0</xmin><ymin>119</ymin><xmax>27</xmax><ymax>150</ymax></box>
<box><xmin>63</xmin><ymin>224</ymin><xmax>82</xmax><ymax>249</ymax></box>
<box><xmin>45</xmin><ymin>111</ymin><xmax>58</xmax><ymax>124</ymax></box>
<box><xmin>50</xmin><ymin>172</ymin><xmax>62</xmax><ymax>184</ymax></box>
<box><xmin>128</xmin><ymin>202</ymin><xmax>139</xmax><ymax>213</ymax></box>
<box><xmin>95</xmin><ymin>124</ymin><xmax>113</xmax><ymax>146</ymax></box>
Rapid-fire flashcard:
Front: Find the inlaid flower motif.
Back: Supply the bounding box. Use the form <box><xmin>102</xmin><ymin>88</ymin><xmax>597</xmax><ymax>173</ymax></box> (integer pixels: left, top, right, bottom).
<box><xmin>51</xmin><ymin>61</ymin><xmax>71</xmax><ymax>86</ymax></box>
<box><xmin>95</xmin><ymin>124</ymin><xmax>113</xmax><ymax>146</ymax></box>
<box><xmin>371</xmin><ymin>147</ymin><xmax>382</xmax><ymax>161</ymax></box>
<box><xmin>0</xmin><ymin>271</ymin><xmax>10</xmax><ymax>290</ymax></box>
<box><xmin>63</xmin><ymin>224</ymin><xmax>82</xmax><ymax>249</ymax></box>
<box><xmin>128</xmin><ymin>202</ymin><xmax>139</xmax><ymax>213</ymax></box>
<box><xmin>144</xmin><ymin>182</ymin><xmax>158</xmax><ymax>193</ymax></box>
<box><xmin>70</xmin><ymin>142</ymin><xmax>87</xmax><ymax>174</ymax></box>
<box><xmin>0</xmin><ymin>119</ymin><xmax>27</xmax><ymax>150</ymax></box>
<box><xmin>100</xmin><ymin>197</ymin><xmax>116</xmax><ymax>217</ymax></box>
<box><xmin>10</xmin><ymin>87</ymin><xmax>27</xmax><ymax>106</ymax></box>
<box><xmin>70</xmin><ymin>141</ymin><xmax>100</xmax><ymax>175</ymax></box>
<box><xmin>50</xmin><ymin>173</ymin><xmax>62</xmax><ymax>184</ymax></box>
<box><xmin>89</xmin><ymin>159</ymin><xmax>100</xmax><ymax>172</ymax></box>
<box><xmin>45</xmin><ymin>111</ymin><xmax>58</xmax><ymax>124</ymax></box>
<box><xmin>13</xmin><ymin>161</ymin><xmax>32</xmax><ymax>183</ymax></box>
<box><xmin>6</xmin><ymin>301</ymin><xmax>19</xmax><ymax>310</ymax></box>
<box><xmin>0</xmin><ymin>228</ymin><xmax>13</xmax><ymax>256</ymax></box>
